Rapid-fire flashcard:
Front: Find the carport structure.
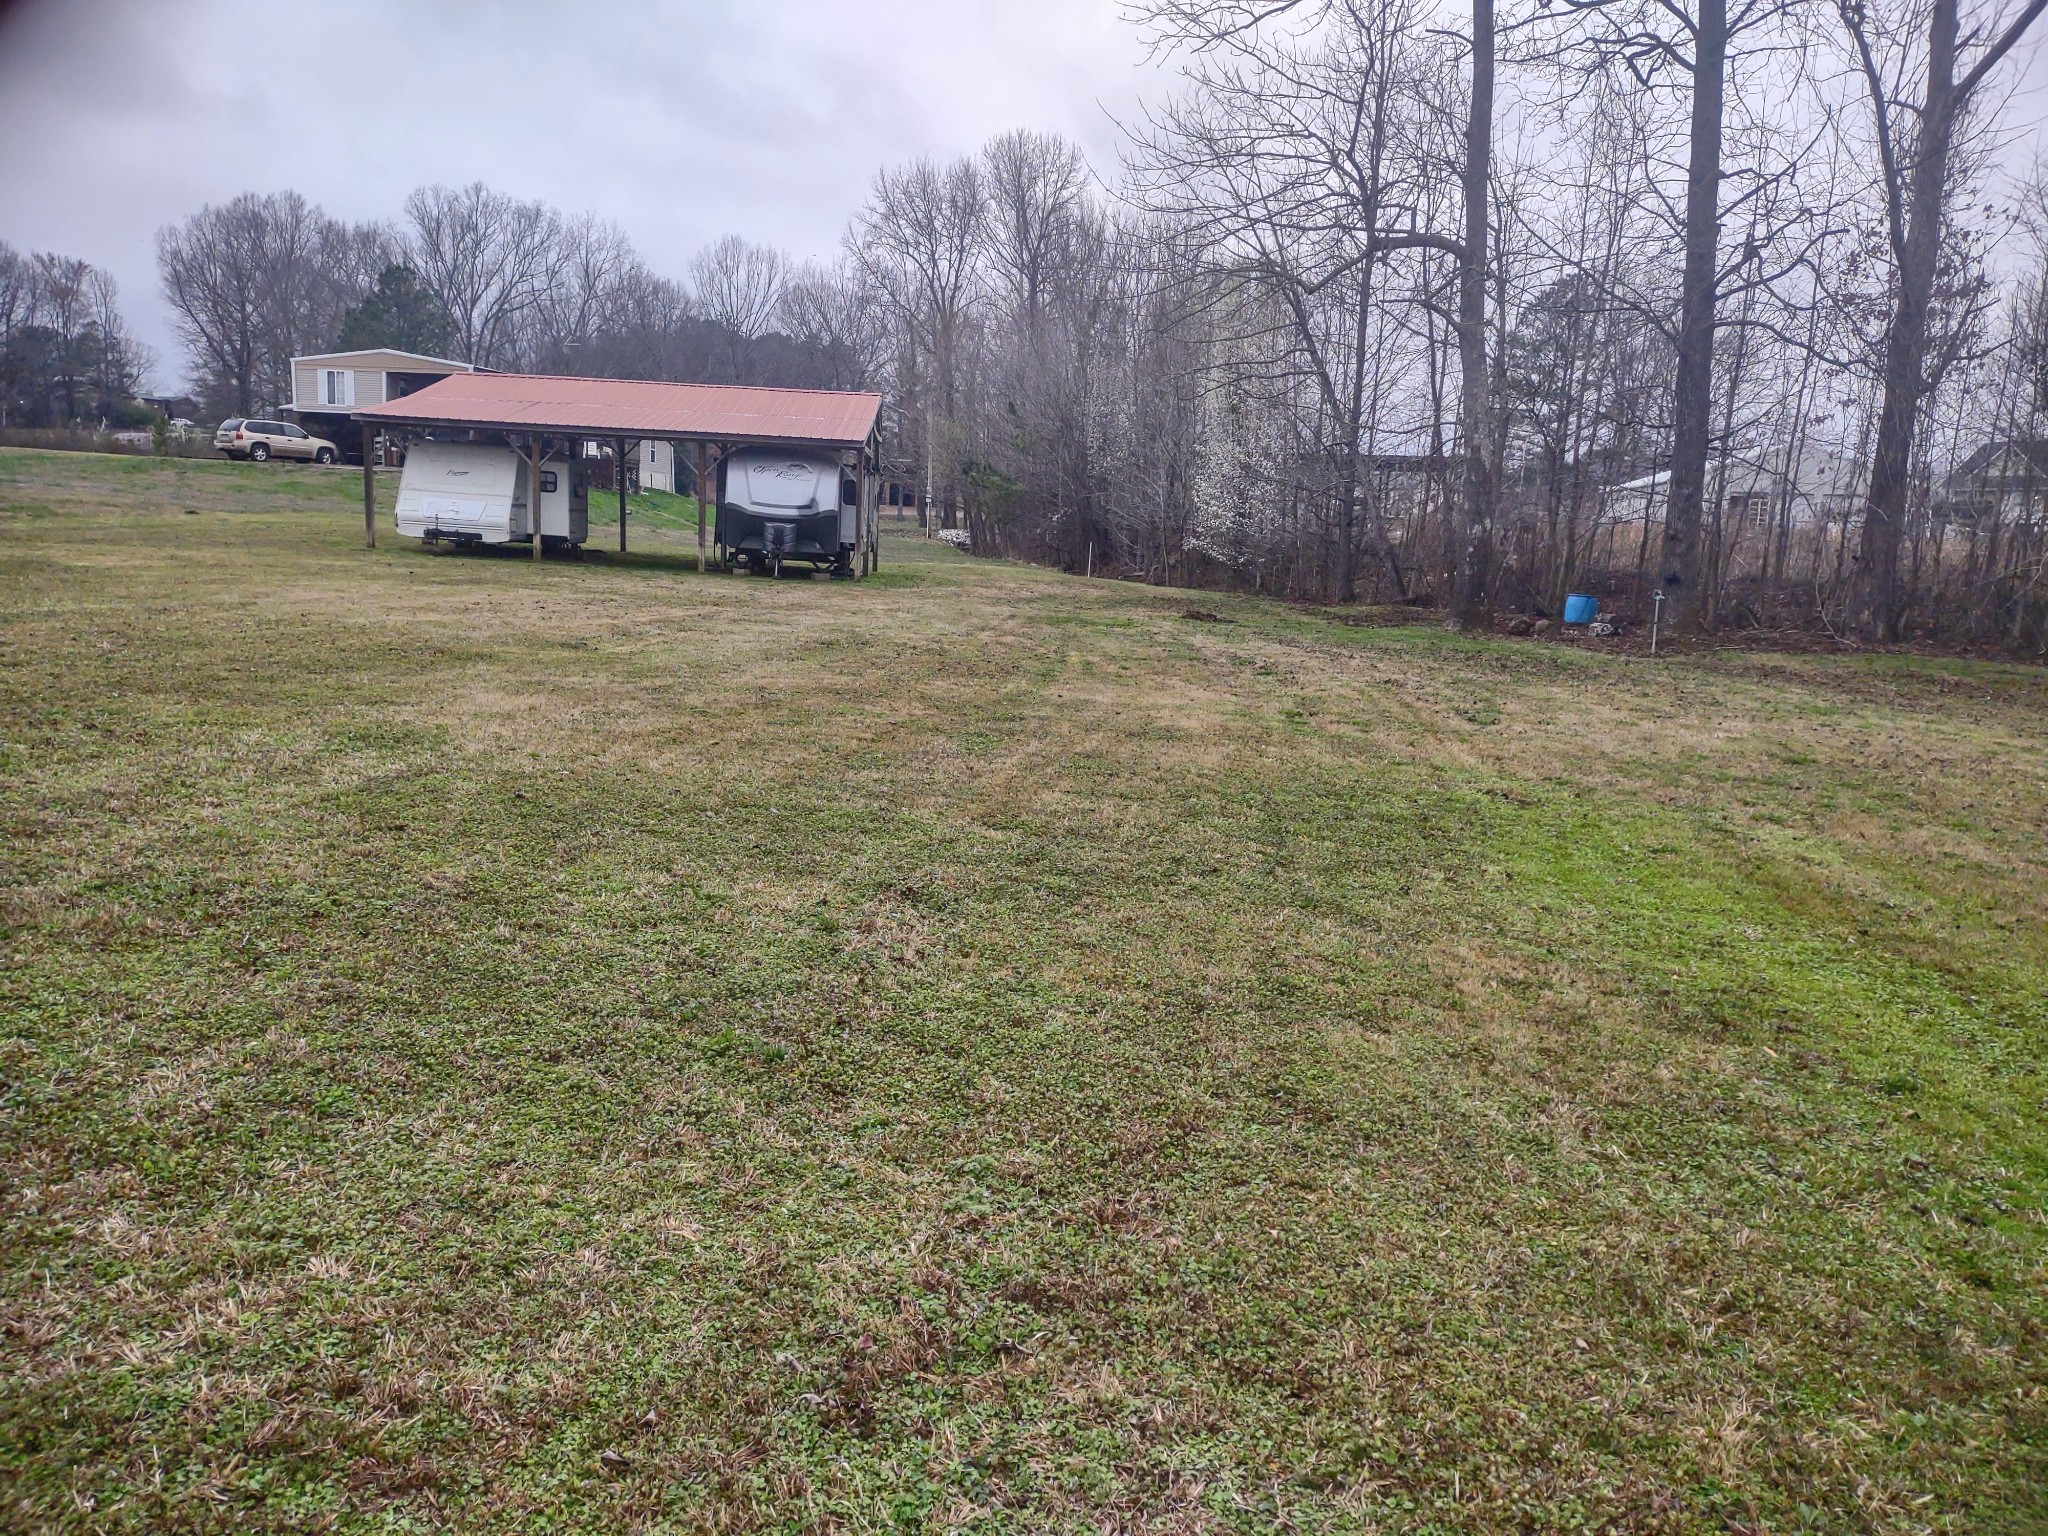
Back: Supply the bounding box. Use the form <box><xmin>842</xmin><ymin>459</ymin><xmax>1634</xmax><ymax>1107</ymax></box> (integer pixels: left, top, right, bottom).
<box><xmin>352</xmin><ymin>372</ymin><xmax>885</xmax><ymax>574</ymax></box>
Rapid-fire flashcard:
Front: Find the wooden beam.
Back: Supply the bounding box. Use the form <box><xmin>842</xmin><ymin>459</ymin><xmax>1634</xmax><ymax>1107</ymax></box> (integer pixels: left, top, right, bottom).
<box><xmin>529</xmin><ymin>436</ymin><xmax>544</xmax><ymax>560</ymax></box>
<box><xmin>617</xmin><ymin>437</ymin><xmax>628</xmax><ymax>554</ymax></box>
<box><xmin>859</xmin><ymin>443</ymin><xmax>871</xmax><ymax>577</ymax></box>
<box><xmin>696</xmin><ymin>441</ymin><xmax>710</xmax><ymax>573</ymax></box>
<box><xmin>361</xmin><ymin>424</ymin><xmax>376</xmax><ymax>548</ymax></box>
<box><xmin>872</xmin><ymin>430</ymin><xmax>888</xmax><ymax>573</ymax></box>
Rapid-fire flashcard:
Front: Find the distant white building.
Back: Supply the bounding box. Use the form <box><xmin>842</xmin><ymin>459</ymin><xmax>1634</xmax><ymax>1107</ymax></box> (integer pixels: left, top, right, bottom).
<box><xmin>1939</xmin><ymin>438</ymin><xmax>2048</xmax><ymax>527</ymax></box>
<box><xmin>1606</xmin><ymin>444</ymin><xmax>1867</xmax><ymax>528</ymax></box>
<box><xmin>285</xmin><ymin>349</ymin><xmax>476</xmax><ymax>461</ymax></box>
<box><xmin>287</xmin><ymin>349</ymin><xmax>474</xmax><ymax>415</ymax></box>
<box><xmin>633</xmin><ymin>438</ymin><xmax>680</xmax><ymax>495</ymax></box>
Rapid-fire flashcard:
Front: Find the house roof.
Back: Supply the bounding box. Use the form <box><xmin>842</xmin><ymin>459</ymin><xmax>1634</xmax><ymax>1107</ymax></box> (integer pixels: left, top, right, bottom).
<box><xmin>292</xmin><ymin>348</ymin><xmax>476</xmax><ymax>372</ymax></box>
<box><xmin>1610</xmin><ymin>445</ymin><xmax>1867</xmax><ymax>502</ymax></box>
<box><xmin>1949</xmin><ymin>437</ymin><xmax>2048</xmax><ymax>483</ymax></box>
<box><xmin>354</xmin><ymin>372</ymin><xmax>883</xmax><ymax>448</ymax></box>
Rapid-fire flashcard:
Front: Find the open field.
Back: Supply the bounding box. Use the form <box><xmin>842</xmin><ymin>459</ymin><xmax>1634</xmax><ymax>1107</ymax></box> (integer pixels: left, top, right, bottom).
<box><xmin>2</xmin><ymin>447</ymin><xmax>2045</xmax><ymax>1534</ymax></box>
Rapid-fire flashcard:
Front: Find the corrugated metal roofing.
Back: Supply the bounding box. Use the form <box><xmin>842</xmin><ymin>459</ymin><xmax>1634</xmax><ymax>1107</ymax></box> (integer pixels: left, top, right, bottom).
<box><xmin>355</xmin><ymin>372</ymin><xmax>882</xmax><ymax>447</ymax></box>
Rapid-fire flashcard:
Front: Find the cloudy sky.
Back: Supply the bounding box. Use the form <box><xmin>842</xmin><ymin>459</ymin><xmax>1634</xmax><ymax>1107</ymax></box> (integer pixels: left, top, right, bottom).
<box><xmin>0</xmin><ymin>0</ymin><xmax>1167</xmax><ymax>389</ymax></box>
<box><xmin>3</xmin><ymin>0</ymin><xmax>2046</xmax><ymax>393</ymax></box>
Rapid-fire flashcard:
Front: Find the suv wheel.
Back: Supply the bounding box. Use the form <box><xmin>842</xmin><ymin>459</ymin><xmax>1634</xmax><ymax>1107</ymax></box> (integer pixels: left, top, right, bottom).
<box><xmin>314</xmin><ymin>447</ymin><xmax>335</xmax><ymax>465</ymax></box>
<box><xmin>249</xmin><ymin>443</ymin><xmax>271</xmax><ymax>462</ymax></box>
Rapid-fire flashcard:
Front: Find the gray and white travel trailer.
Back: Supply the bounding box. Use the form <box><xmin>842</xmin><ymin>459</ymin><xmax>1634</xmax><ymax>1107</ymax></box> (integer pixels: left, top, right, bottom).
<box><xmin>393</xmin><ymin>441</ymin><xmax>588</xmax><ymax>550</ymax></box>
<box><xmin>716</xmin><ymin>446</ymin><xmax>859</xmax><ymax>575</ymax></box>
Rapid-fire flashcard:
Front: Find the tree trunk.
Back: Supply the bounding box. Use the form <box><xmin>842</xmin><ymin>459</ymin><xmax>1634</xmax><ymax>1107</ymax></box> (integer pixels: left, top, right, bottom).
<box><xmin>1449</xmin><ymin>0</ymin><xmax>1496</xmax><ymax>628</ymax></box>
<box><xmin>1852</xmin><ymin>0</ymin><xmax>1958</xmax><ymax>643</ymax></box>
<box><xmin>1659</xmin><ymin>0</ymin><xmax>1726</xmax><ymax>635</ymax></box>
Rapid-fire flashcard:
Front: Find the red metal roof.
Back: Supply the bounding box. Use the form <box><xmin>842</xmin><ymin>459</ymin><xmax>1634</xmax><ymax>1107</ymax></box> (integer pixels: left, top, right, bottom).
<box><xmin>355</xmin><ymin>372</ymin><xmax>881</xmax><ymax>448</ymax></box>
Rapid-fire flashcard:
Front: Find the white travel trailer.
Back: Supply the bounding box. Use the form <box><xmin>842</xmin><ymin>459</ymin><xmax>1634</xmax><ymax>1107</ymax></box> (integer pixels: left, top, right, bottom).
<box><xmin>716</xmin><ymin>446</ymin><xmax>860</xmax><ymax>575</ymax></box>
<box><xmin>393</xmin><ymin>441</ymin><xmax>588</xmax><ymax>550</ymax></box>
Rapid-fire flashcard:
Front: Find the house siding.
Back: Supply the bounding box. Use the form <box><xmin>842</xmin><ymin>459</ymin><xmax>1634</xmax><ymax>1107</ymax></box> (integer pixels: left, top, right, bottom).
<box><xmin>290</xmin><ymin>350</ymin><xmax>473</xmax><ymax>412</ymax></box>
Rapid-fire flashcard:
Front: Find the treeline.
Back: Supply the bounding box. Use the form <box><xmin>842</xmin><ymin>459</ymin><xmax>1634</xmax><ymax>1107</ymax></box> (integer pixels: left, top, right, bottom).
<box><xmin>0</xmin><ymin>244</ymin><xmax>152</xmax><ymax>427</ymax></box>
<box><xmin>154</xmin><ymin>187</ymin><xmax>876</xmax><ymax>419</ymax></box>
<box><xmin>136</xmin><ymin>0</ymin><xmax>2048</xmax><ymax>647</ymax></box>
<box><xmin>843</xmin><ymin>0</ymin><xmax>2048</xmax><ymax>649</ymax></box>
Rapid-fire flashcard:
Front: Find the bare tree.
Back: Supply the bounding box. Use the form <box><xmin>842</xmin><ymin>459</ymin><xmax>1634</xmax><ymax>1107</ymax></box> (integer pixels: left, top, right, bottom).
<box><xmin>778</xmin><ymin>259</ymin><xmax>888</xmax><ymax>390</ymax></box>
<box><xmin>981</xmin><ymin>129</ymin><xmax>1094</xmax><ymax>328</ymax></box>
<box><xmin>403</xmin><ymin>182</ymin><xmax>562</xmax><ymax>369</ymax></box>
<box><xmin>853</xmin><ymin>155</ymin><xmax>987</xmax><ymax>522</ymax></box>
<box><xmin>1452</xmin><ymin>0</ymin><xmax>1500</xmax><ymax>625</ymax></box>
<box><xmin>1838</xmin><ymin>0</ymin><xmax>2048</xmax><ymax>638</ymax></box>
<box><xmin>84</xmin><ymin>264</ymin><xmax>152</xmax><ymax>410</ymax></box>
<box><xmin>1129</xmin><ymin>0</ymin><xmax>1495</xmax><ymax>617</ymax></box>
<box><xmin>1529</xmin><ymin>0</ymin><xmax>1811</xmax><ymax>632</ymax></box>
<box><xmin>0</xmin><ymin>244</ymin><xmax>150</xmax><ymax>424</ymax></box>
<box><xmin>688</xmin><ymin>234</ymin><xmax>789</xmax><ymax>382</ymax></box>
<box><xmin>533</xmin><ymin>213</ymin><xmax>638</xmax><ymax>372</ymax></box>
<box><xmin>158</xmin><ymin>191</ymin><xmax>378</xmax><ymax>413</ymax></box>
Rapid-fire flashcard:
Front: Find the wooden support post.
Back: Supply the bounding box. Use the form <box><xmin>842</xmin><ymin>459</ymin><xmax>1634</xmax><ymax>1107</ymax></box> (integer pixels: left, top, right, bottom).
<box><xmin>696</xmin><ymin>441</ymin><xmax>710</xmax><ymax>572</ymax></box>
<box><xmin>860</xmin><ymin>443</ymin><xmax>873</xmax><ymax>576</ymax></box>
<box><xmin>529</xmin><ymin>436</ymin><xmax>544</xmax><ymax>560</ymax></box>
<box><xmin>616</xmin><ymin>437</ymin><xmax>628</xmax><ymax>554</ymax></box>
<box><xmin>361</xmin><ymin>425</ymin><xmax>376</xmax><ymax>548</ymax></box>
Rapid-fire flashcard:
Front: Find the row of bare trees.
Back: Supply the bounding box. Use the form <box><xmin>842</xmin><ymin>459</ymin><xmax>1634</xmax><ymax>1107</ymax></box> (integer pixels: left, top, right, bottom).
<box><xmin>154</xmin><ymin>185</ymin><xmax>883</xmax><ymax>419</ymax></box>
<box><xmin>847</xmin><ymin>0</ymin><xmax>2048</xmax><ymax>648</ymax></box>
<box><xmin>136</xmin><ymin>0</ymin><xmax>2048</xmax><ymax>648</ymax></box>
<box><xmin>0</xmin><ymin>243</ymin><xmax>151</xmax><ymax>428</ymax></box>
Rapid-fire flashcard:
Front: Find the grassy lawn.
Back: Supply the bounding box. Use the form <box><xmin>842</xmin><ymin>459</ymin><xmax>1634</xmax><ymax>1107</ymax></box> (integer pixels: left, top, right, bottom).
<box><xmin>2</xmin><ymin>447</ymin><xmax>2044</xmax><ymax>1534</ymax></box>
<box><xmin>586</xmin><ymin>486</ymin><xmax>706</xmax><ymax>536</ymax></box>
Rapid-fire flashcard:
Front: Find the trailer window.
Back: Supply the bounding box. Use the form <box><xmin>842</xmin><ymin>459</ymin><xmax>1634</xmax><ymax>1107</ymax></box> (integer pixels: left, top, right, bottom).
<box><xmin>539</xmin><ymin>471</ymin><xmax>558</xmax><ymax>493</ymax></box>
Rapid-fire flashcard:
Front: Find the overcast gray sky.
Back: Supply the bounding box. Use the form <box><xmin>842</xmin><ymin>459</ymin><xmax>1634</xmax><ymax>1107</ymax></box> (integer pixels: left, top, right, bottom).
<box><xmin>0</xmin><ymin>0</ymin><xmax>1163</xmax><ymax>390</ymax></box>
<box><xmin>3</xmin><ymin>0</ymin><xmax>2046</xmax><ymax>395</ymax></box>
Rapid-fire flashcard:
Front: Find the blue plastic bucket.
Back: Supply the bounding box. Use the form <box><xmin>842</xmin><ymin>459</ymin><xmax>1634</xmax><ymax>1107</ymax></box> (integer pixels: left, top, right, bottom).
<box><xmin>1562</xmin><ymin>593</ymin><xmax>1598</xmax><ymax>625</ymax></box>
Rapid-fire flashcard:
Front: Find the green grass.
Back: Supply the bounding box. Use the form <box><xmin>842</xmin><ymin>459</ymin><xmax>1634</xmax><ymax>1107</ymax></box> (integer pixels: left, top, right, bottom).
<box><xmin>587</xmin><ymin>486</ymin><xmax>705</xmax><ymax>533</ymax></box>
<box><xmin>2</xmin><ymin>447</ymin><xmax>2045</xmax><ymax>1533</ymax></box>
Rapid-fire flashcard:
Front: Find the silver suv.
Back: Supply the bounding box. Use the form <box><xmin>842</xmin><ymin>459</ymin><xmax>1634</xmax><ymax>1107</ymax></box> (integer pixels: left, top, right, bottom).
<box><xmin>215</xmin><ymin>418</ymin><xmax>338</xmax><ymax>464</ymax></box>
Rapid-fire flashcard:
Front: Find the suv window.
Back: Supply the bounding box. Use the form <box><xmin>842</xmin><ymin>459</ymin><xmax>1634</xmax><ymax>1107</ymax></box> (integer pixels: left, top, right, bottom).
<box><xmin>252</xmin><ymin>421</ymin><xmax>283</xmax><ymax>435</ymax></box>
<box><xmin>220</xmin><ymin>419</ymin><xmax>244</xmax><ymax>431</ymax></box>
<box><xmin>281</xmin><ymin>423</ymin><xmax>308</xmax><ymax>438</ymax></box>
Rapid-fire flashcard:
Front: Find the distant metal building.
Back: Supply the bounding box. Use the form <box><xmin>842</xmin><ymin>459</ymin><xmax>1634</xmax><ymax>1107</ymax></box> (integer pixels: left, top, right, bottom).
<box><xmin>352</xmin><ymin>372</ymin><xmax>884</xmax><ymax>576</ymax></box>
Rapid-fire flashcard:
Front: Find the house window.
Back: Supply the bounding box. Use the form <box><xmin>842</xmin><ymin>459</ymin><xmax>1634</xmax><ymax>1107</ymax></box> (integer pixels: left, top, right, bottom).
<box><xmin>321</xmin><ymin>369</ymin><xmax>354</xmax><ymax>408</ymax></box>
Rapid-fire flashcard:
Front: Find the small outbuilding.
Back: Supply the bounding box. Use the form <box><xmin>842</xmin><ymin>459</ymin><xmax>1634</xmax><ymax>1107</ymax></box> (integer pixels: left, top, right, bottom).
<box><xmin>352</xmin><ymin>372</ymin><xmax>884</xmax><ymax>576</ymax></box>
